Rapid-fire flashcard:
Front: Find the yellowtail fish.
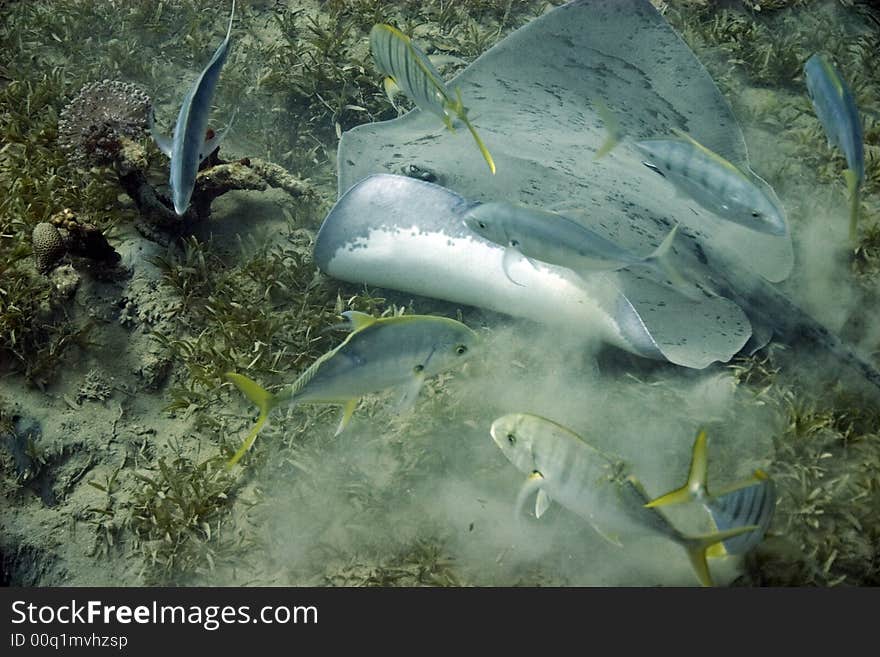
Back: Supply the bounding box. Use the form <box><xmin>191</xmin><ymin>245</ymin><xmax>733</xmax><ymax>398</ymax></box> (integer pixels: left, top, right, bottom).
<box><xmin>594</xmin><ymin>102</ymin><xmax>786</xmax><ymax>237</ymax></box>
<box><xmin>151</xmin><ymin>0</ymin><xmax>236</xmax><ymax>216</ymax></box>
<box><xmin>634</xmin><ymin>130</ymin><xmax>788</xmax><ymax>237</ymax></box>
<box><xmin>645</xmin><ymin>429</ymin><xmax>775</xmax><ymax>557</ymax></box>
<box><xmin>804</xmin><ymin>53</ymin><xmax>864</xmax><ymax>243</ymax></box>
<box><xmin>490</xmin><ymin>413</ymin><xmax>757</xmax><ymax>586</ymax></box>
<box><xmin>225</xmin><ymin>311</ymin><xmax>477</xmax><ymax>468</ymax></box>
<box><xmin>369</xmin><ymin>23</ymin><xmax>496</xmax><ymax>175</ymax></box>
<box><xmin>462</xmin><ymin>201</ymin><xmax>698</xmax><ymax>298</ymax></box>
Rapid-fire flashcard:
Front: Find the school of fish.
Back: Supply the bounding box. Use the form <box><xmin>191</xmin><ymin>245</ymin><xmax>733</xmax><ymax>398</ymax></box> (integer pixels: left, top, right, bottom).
<box><xmin>152</xmin><ymin>1</ymin><xmax>869</xmax><ymax>586</ymax></box>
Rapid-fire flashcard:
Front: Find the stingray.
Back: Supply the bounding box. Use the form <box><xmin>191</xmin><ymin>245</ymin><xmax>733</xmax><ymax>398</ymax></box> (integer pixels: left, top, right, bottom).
<box><xmin>315</xmin><ymin>0</ymin><xmax>880</xmax><ymax>386</ymax></box>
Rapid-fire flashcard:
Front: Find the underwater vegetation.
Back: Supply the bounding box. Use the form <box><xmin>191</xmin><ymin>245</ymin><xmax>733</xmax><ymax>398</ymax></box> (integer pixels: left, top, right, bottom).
<box><xmin>0</xmin><ymin>0</ymin><xmax>878</xmax><ymax>588</ymax></box>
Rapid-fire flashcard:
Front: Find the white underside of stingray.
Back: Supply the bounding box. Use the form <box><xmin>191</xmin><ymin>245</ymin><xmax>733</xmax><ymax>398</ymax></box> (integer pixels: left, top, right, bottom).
<box><xmin>314</xmin><ymin>0</ymin><xmax>877</xmax><ymax>382</ymax></box>
<box><xmin>317</xmin><ymin>173</ymin><xmax>753</xmax><ymax>369</ymax></box>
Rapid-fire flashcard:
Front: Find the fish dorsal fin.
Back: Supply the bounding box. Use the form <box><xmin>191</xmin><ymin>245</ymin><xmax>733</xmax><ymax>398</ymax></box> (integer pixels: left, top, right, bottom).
<box><xmin>283</xmin><ymin>342</ymin><xmax>345</xmax><ymax>400</ymax></box>
<box><xmin>671</xmin><ymin>128</ymin><xmax>744</xmax><ymax>178</ymax></box>
<box><xmin>712</xmin><ymin>468</ymin><xmax>770</xmax><ymax>497</ymax></box>
<box><xmin>284</xmin><ymin>313</ymin><xmax>379</xmax><ymax>398</ymax></box>
<box><xmin>340</xmin><ymin>310</ymin><xmax>378</xmax><ymax>331</ymax></box>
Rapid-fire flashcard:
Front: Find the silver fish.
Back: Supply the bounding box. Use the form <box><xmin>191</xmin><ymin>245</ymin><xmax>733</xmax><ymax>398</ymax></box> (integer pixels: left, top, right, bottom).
<box><xmin>462</xmin><ymin>200</ymin><xmax>694</xmax><ymax>296</ymax></box>
<box><xmin>645</xmin><ymin>429</ymin><xmax>775</xmax><ymax>557</ymax></box>
<box><xmin>225</xmin><ymin>311</ymin><xmax>477</xmax><ymax>467</ymax></box>
<box><xmin>635</xmin><ymin>130</ymin><xmax>788</xmax><ymax>237</ymax></box>
<box><xmin>152</xmin><ymin>0</ymin><xmax>236</xmax><ymax>216</ymax></box>
<box><xmin>804</xmin><ymin>53</ymin><xmax>864</xmax><ymax>243</ymax></box>
<box><xmin>490</xmin><ymin>413</ymin><xmax>757</xmax><ymax>586</ymax></box>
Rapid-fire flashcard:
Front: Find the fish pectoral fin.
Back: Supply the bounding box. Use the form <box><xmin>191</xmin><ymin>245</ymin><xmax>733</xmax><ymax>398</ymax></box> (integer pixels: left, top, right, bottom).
<box><xmin>641</xmin><ymin>161</ymin><xmax>666</xmax><ymax>178</ymax></box>
<box><xmin>645</xmin><ymin>428</ymin><xmax>708</xmax><ymax>508</ymax></box>
<box><xmin>149</xmin><ymin>109</ymin><xmax>173</xmax><ymax>157</ymax></box>
<box><xmin>534</xmin><ymin>489</ymin><xmax>552</xmax><ymax>519</ymax></box>
<box><xmin>334</xmin><ymin>398</ymin><xmax>359</xmax><ymax>437</ymax></box>
<box><xmin>393</xmin><ymin>372</ymin><xmax>425</xmax><ymax>415</ymax></box>
<box><xmin>200</xmin><ymin>109</ymin><xmax>238</xmax><ymax>163</ymax></box>
<box><xmin>383</xmin><ymin>76</ymin><xmax>402</xmax><ymax>108</ymax></box>
<box><xmin>590</xmin><ymin>522</ymin><xmax>623</xmax><ymax>548</ymax></box>
<box><xmin>502</xmin><ymin>247</ymin><xmax>527</xmax><ymax>287</ymax></box>
<box><xmin>514</xmin><ymin>472</ymin><xmax>544</xmax><ymax>521</ymax></box>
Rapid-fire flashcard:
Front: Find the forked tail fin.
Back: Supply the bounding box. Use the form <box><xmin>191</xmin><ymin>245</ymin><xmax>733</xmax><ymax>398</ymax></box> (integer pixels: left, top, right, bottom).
<box><xmin>643</xmin><ymin>223</ymin><xmax>704</xmax><ymax>300</ymax></box>
<box><xmin>225</xmin><ymin>372</ymin><xmax>279</xmax><ymax>468</ymax></box>
<box><xmin>451</xmin><ymin>88</ymin><xmax>496</xmax><ymax>175</ymax></box>
<box><xmin>682</xmin><ymin>524</ymin><xmax>759</xmax><ymax>587</ymax></box>
<box><xmin>844</xmin><ymin>168</ymin><xmax>860</xmax><ymax>245</ymax></box>
<box><xmin>645</xmin><ymin>428</ymin><xmax>708</xmax><ymax>508</ymax></box>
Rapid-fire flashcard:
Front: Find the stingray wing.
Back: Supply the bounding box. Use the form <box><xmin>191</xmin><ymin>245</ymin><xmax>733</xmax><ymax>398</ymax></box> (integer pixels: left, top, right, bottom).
<box><xmin>340</xmin><ymin>0</ymin><xmax>792</xmax><ymax>284</ymax></box>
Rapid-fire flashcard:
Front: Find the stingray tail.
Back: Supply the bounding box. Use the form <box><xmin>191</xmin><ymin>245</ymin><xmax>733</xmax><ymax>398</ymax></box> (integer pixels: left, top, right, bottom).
<box><xmin>844</xmin><ymin>169</ymin><xmax>860</xmax><ymax>245</ymax></box>
<box><xmin>225</xmin><ymin>372</ymin><xmax>281</xmax><ymax>468</ymax></box>
<box><xmin>729</xmin><ymin>274</ymin><xmax>880</xmax><ymax>393</ymax></box>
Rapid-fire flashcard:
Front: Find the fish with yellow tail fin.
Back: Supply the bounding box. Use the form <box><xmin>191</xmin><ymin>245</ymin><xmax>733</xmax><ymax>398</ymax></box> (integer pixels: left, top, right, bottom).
<box><xmin>645</xmin><ymin>429</ymin><xmax>775</xmax><ymax>558</ymax></box>
<box><xmin>490</xmin><ymin>413</ymin><xmax>758</xmax><ymax>586</ymax></box>
<box><xmin>225</xmin><ymin>312</ymin><xmax>477</xmax><ymax>468</ymax></box>
<box><xmin>804</xmin><ymin>53</ymin><xmax>864</xmax><ymax>245</ymax></box>
<box><xmin>369</xmin><ymin>23</ymin><xmax>496</xmax><ymax>175</ymax></box>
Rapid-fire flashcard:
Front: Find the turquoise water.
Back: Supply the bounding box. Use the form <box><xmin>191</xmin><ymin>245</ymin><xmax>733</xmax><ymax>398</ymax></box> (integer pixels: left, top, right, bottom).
<box><xmin>0</xmin><ymin>0</ymin><xmax>877</xmax><ymax>587</ymax></box>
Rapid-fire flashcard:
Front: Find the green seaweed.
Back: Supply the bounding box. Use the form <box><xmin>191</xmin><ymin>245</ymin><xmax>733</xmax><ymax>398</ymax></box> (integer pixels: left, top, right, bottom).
<box><xmin>130</xmin><ymin>452</ymin><xmax>238</xmax><ymax>585</ymax></box>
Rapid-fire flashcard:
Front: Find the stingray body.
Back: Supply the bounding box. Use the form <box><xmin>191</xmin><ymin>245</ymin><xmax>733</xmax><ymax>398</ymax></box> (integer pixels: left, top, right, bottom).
<box><xmin>316</xmin><ymin>174</ymin><xmax>748</xmax><ymax>369</ymax></box>
<box><xmin>315</xmin><ymin>0</ymin><xmax>880</xmax><ymax>386</ymax></box>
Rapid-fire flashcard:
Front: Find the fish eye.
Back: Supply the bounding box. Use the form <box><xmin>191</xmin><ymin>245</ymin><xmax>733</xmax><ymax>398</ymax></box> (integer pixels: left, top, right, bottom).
<box><xmin>478</xmin><ymin>221</ymin><xmax>487</xmax><ymax>229</ymax></box>
<box><xmin>751</xmin><ymin>210</ymin><xmax>761</xmax><ymax>218</ymax></box>
<box><xmin>510</xmin><ymin>239</ymin><xmax>520</xmax><ymax>247</ymax></box>
<box><xmin>413</xmin><ymin>364</ymin><xmax>424</xmax><ymax>373</ymax></box>
<box><xmin>506</xmin><ymin>433</ymin><xmax>516</xmax><ymax>446</ymax></box>
<box><xmin>455</xmin><ymin>344</ymin><xmax>468</xmax><ymax>355</ymax></box>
